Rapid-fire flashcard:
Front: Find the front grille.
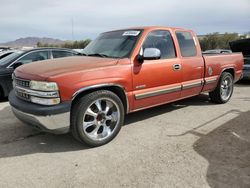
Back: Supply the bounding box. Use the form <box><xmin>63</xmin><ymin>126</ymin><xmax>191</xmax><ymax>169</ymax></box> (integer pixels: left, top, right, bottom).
<box><xmin>13</xmin><ymin>77</ymin><xmax>30</xmax><ymax>88</ymax></box>
<box><xmin>14</xmin><ymin>77</ymin><xmax>30</xmax><ymax>88</ymax></box>
<box><xmin>15</xmin><ymin>89</ymin><xmax>30</xmax><ymax>101</ymax></box>
<box><xmin>13</xmin><ymin>76</ymin><xmax>31</xmax><ymax>101</ymax></box>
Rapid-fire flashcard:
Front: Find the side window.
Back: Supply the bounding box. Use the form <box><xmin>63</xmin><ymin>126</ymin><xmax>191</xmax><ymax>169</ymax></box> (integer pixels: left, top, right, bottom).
<box><xmin>142</xmin><ymin>30</ymin><xmax>176</xmax><ymax>59</ymax></box>
<box><xmin>176</xmin><ymin>31</ymin><xmax>197</xmax><ymax>57</ymax></box>
<box><xmin>52</xmin><ymin>51</ymin><xmax>73</xmax><ymax>59</ymax></box>
<box><xmin>18</xmin><ymin>51</ymin><xmax>49</xmax><ymax>64</ymax></box>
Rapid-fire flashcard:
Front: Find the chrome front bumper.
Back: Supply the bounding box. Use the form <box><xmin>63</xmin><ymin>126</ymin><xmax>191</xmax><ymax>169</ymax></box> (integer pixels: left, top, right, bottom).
<box><xmin>12</xmin><ymin>107</ymin><xmax>70</xmax><ymax>134</ymax></box>
<box><xmin>9</xmin><ymin>90</ymin><xmax>71</xmax><ymax>134</ymax></box>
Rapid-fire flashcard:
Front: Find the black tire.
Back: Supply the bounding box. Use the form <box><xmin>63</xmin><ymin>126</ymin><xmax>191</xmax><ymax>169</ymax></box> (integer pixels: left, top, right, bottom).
<box><xmin>71</xmin><ymin>90</ymin><xmax>124</xmax><ymax>147</ymax></box>
<box><xmin>209</xmin><ymin>72</ymin><xmax>234</xmax><ymax>104</ymax></box>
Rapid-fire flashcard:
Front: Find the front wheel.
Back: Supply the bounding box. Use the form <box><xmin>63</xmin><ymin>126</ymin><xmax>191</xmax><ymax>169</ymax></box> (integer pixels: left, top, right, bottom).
<box><xmin>71</xmin><ymin>90</ymin><xmax>124</xmax><ymax>147</ymax></box>
<box><xmin>209</xmin><ymin>72</ymin><xmax>234</xmax><ymax>104</ymax></box>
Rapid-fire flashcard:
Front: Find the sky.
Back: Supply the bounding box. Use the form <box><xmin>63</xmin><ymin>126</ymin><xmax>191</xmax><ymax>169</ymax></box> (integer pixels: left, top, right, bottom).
<box><xmin>0</xmin><ymin>0</ymin><xmax>249</xmax><ymax>43</ymax></box>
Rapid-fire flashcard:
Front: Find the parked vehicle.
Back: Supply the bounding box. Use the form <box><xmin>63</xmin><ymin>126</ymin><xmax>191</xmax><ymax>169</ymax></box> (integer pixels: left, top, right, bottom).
<box><xmin>0</xmin><ymin>50</ymin><xmax>19</xmax><ymax>60</ymax></box>
<box><xmin>0</xmin><ymin>48</ymin><xmax>80</xmax><ymax>98</ymax></box>
<box><xmin>203</xmin><ymin>49</ymin><xmax>232</xmax><ymax>54</ymax></box>
<box><xmin>0</xmin><ymin>47</ymin><xmax>11</xmax><ymax>52</ymax></box>
<box><xmin>9</xmin><ymin>27</ymin><xmax>243</xmax><ymax>146</ymax></box>
<box><xmin>230</xmin><ymin>38</ymin><xmax>250</xmax><ymax>80</ymax></box>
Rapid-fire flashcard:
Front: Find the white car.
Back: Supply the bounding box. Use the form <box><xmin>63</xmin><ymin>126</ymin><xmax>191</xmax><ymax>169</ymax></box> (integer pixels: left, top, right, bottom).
<box><xmin>0</xmin><ymin>50</ymin><xmax>20</xmax><ymax>60</ymax></box>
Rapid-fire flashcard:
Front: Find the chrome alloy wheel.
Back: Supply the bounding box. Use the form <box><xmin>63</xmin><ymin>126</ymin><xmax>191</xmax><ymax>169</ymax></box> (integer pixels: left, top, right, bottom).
<box><xmin>220</xmin><ymin>75</ymin><xmax>233</xmax><ymax>101</ymax></box>
<box><xmin>82</xmin><ymin>98</ymin><xmax>120</xmax><ymax>141</ymax></box>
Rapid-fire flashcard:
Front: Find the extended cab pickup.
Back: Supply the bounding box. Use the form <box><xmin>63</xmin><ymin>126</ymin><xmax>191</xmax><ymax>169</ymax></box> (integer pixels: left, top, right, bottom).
<box><xmin>9</xmin><ymin>26</ymin><xmax>244</xmax><ymax>146</ymax></box>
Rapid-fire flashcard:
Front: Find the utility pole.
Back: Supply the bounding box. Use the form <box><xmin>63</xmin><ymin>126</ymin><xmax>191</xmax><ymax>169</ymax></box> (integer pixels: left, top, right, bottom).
<box><xmin>71</xmin><ymin>18</ymin><xmax>74</xmax><ymax>41</ymax></box>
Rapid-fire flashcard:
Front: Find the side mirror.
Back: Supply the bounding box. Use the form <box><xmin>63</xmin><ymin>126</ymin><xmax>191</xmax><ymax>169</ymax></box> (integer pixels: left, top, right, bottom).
<box><xmin>137</xmin><ymin>48</ymin><xmax>161</xmax><ymax>63</ymax></box>
<box><xmin>12</xmin><ymin>62</ymin><xmax>23</xmax><ymax>69</ymax></box>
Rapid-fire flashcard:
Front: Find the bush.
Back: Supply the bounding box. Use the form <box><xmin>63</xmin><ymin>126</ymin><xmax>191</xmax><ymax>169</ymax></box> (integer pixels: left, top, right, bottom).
<box><xmin>198</xmin><ymin>32</ymin><xmax>247</xmax><ymax>51</ymax></box>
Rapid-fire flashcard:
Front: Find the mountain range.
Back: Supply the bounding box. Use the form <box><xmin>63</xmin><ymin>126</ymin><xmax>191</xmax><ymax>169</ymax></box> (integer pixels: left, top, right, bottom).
<box><xmin>0</xmin><ymin>37</ymin><xmax>65</xmax><ymax>47</ymax></box>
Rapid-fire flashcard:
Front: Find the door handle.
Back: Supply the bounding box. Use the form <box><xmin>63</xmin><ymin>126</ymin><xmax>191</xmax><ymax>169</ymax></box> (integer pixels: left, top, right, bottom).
<box><xmin>173</xmin><ymin>64</ymin><xmax>181</xmax><ymax>71</ymax></box>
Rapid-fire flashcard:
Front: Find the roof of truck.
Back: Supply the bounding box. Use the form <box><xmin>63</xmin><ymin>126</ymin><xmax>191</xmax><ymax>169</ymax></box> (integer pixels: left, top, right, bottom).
<box><xmin>103</xmin><ymin>26</ymin><xmax>194</xmax><ymax>34</ymax></box>
<box><xmin>125</xmin><ymin>26</ymin><xmax>185</xmax><ymax>30</ymax></box>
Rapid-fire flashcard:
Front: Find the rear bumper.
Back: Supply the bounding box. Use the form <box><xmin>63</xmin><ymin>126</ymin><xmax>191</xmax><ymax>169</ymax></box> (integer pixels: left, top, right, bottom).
<box><xmin>9</xmin><ymin>90</ymin><xmax>71</xmax><ymax>134</ymax></box>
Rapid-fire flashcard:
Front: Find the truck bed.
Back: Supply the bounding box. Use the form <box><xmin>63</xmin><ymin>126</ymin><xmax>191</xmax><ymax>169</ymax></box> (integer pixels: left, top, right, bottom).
<box><xmin>203</xmin><ymin>53</ymin><xmax>243</xmax><ymax>77</ymax></box>
<box><xmin>202</xmin><ymin>52</ymin><xmax>244</xmax><ymax>91</ymax></box>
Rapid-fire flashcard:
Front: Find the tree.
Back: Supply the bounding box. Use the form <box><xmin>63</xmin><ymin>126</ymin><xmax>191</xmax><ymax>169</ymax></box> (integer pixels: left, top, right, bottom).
<box><xmin>36</xmin><ymin>39</ymin><xmax>91</xmax><ymax>49</ymax></box>
<box><xmin>199</xmin><ymin>32</ymin><xmax>245</xmax><ymax>51</ymax></box>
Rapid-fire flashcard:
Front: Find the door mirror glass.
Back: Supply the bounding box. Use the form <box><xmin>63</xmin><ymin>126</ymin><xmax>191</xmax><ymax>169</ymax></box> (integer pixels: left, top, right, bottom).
<box><xmin>143</xmin><ymin>48</ymin><xmax>161</xmax><ymax>60</ymax></box>
<box><xmin>137</xmin><ymin>48</ymin><xmax>161</xmax><ymax>64</ymax></box>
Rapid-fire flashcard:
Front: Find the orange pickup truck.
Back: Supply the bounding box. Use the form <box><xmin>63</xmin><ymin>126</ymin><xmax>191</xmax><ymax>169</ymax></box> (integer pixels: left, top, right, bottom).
<box><xmin>9</xmin><ymin>26</ymin><xmax>243</xmax><ymax>146</ymax></box>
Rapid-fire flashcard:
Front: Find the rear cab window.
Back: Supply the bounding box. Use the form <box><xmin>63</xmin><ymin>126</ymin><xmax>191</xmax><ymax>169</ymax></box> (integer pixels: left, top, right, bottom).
<box><xmin>176</xmin><ymin>31</ymin><xmax>197</xmax><ymax>57</ymax></box>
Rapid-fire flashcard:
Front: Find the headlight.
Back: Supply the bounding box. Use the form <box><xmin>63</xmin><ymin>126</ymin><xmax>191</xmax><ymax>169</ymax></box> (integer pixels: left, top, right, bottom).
<box><xmin>30</xmin><ymin>96</ymin><xmax>60</xmax><ymax>105</ymax></box>
<box><xmin>30</xmin><ymin>81</ymin><xmax>58</xmax><ymax>91</ymax></box>
<box><xmin>29</xmin><ymin>80</ymin><xmax>60</xmax><ymax>105</ymax></box>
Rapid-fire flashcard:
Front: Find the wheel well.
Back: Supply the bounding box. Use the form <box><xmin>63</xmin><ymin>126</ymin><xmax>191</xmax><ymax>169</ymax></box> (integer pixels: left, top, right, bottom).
<box><xmin>222</xmin><ymin>68</ymin><xmax>235</xmax><ymax>79</ymax></box>
<box><xmin>71</xmin><ymin>86</ymin><xmax>128</xmax><ymax>113</ymax></box>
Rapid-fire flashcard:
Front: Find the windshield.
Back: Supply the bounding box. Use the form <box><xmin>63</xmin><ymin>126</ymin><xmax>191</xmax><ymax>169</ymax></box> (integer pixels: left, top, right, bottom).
<box><xmin>0</xmin><ymin>51</ymin><xmax>23</xmax><ymax>66</ymax></box>
<box><xmin>82</xmin><ymin>30</ymin><xmax>142</xmax><ymax>58</ymax></box>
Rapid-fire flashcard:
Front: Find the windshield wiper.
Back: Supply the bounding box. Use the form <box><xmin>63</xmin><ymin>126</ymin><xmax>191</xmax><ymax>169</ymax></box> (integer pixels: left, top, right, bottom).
<box><xmin>87</xmin><ymin>53</ymin><xmax>109</xmax><ymax>58</ymax></box>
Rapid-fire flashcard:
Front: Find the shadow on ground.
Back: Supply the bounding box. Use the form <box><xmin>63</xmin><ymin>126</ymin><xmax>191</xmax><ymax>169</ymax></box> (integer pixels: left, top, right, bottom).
<box><xmin>125</xmin><ymin>94</ymin><xmax>212</xmax><ymax>125</ymax></box>
<box><xmin>193</xmin><ymin>110</ymin><xmax>250</xmax><ymax>188</ymax></box>
<box><xmin>0</xmin><ymin>106</ymin><xmax>88</xmax><ymax>158</ymax></box>
<box><xmin>0</xmin><ymin>94</ymin><xmax>212</xmax><ymax>158</ymax></box>
<box><xmin>235</xmin><ymin>79</ymin><xmax>250</xmax><ymax>87</ymax></box>
<box><xmin>0</xmin><ymin>97</ymin><xmax>8</xmax><ymax>103</ymax></box>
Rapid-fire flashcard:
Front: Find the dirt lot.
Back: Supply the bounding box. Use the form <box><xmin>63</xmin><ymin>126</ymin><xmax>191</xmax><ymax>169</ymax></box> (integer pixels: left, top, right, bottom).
<box><xmin>0</xmin><ymin>82</ymin><xmax>249</xmax><ymax>188</ymax></box>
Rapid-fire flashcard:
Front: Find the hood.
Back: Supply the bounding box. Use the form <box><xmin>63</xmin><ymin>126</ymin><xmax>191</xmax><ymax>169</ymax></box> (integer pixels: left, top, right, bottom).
<box><xmin>15</xmin><ymin>56</ymin><xmax>118</xmax><ymax>80</ymax></box>
<box><xmin>229</xmin><ymin>38</ymin><xmax>250</xmax><ymax>56</ymax></box>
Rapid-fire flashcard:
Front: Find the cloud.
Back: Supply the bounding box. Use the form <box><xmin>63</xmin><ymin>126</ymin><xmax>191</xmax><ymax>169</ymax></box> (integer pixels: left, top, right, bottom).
<box><xmin>0</xmin><ymin>0</ymin><xmax>249</xmax><ymax>42</ymax></box>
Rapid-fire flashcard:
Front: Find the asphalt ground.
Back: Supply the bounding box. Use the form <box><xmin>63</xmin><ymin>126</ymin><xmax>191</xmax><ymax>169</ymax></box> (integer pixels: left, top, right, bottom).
<box><xmin>0</xmin><ymin>81</ymin><xmax>249</xmax><ymax>188</ymax></box>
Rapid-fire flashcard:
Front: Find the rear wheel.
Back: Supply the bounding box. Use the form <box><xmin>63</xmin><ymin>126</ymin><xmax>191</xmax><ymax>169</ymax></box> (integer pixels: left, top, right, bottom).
<box><xmin>71</xmin><ymin>90</ymin><xmax>124</xmax><ymax>147</ymax></box>
<box><xmin>209</xmin><ymin>72</ymin><xmax>234</xmax><ymax>104</ymax></box>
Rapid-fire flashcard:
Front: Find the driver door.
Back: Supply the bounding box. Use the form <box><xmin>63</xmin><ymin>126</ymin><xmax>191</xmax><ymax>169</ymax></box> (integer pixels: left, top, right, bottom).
<box><xmin>132</xmin><ymin>30</ymin><xmax>182</xmax><ymax>110</ymax></box>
